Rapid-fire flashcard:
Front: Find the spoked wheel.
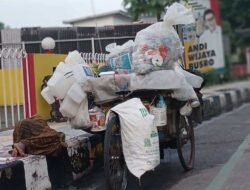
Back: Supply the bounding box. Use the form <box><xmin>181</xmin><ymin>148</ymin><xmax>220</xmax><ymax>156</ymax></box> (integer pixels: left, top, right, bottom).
<box><xmin>104</xmin><ymin>113</ymin><xmax>127</xmax><ymax>190</ymax></box>
<box><xmin>176</xmin><ymin>113</ymin><xmax>195</xmax><ymax>171</ymax></box>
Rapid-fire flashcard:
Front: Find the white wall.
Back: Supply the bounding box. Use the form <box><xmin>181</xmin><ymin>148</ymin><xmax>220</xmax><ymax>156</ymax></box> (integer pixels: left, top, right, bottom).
<box><xmin>72</xmin><ymin>16</ymin><xmax>114</xmax><ymax>27</ymax></box>
<box><xmin>113</xmin><ymin>15</ymin><xmax>131</xmax><ymax>25</ymax></box>
<box><xmin>72</xmin><ymin>15</ymin><xmax>131</xmax><ymax>27</ymax></box>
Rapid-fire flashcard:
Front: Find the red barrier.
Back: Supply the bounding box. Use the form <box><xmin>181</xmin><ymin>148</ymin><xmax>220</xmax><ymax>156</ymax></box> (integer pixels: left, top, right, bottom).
<box><xmin>22</xmin><ymin>54</ymin><xmax>37</xmax><ymax>118</ymax></box>
<box><xmin>231</xmin><ymin>64</ymin><xmax>248</xmax><ymax>77</ymax></box>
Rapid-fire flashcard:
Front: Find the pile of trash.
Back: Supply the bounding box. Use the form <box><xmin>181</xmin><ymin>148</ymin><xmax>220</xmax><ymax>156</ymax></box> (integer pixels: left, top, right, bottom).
<box><xmin>41</xmin><ymin>2</ymin><xmax>204</xmax><ymax>179</ymax></box>
<box><xmin>41</xmin><ymin>2</ymin><xmax>203</xmax><ymax>128</ymax></box>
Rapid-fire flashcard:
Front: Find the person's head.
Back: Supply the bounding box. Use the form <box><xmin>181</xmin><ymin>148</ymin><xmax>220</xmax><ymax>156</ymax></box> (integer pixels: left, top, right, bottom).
<box><xmin>203</xmin><ymin>9</ymin><xmax>217</xmax><ymax>32</ymax></box>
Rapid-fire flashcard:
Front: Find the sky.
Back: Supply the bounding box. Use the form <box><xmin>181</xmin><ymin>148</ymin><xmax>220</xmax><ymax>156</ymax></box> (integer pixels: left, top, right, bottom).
<box><xmin>0</xmin><ymin>0</ymin><xmax>124</xmax><ymax>28</ymax></box>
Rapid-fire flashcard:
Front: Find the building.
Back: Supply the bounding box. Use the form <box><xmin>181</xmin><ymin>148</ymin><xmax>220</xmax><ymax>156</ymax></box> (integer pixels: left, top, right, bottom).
<box><xmin>63</xmin><ymin>10</ymin><xmax>132</xmax><ymax>27</ymax></box>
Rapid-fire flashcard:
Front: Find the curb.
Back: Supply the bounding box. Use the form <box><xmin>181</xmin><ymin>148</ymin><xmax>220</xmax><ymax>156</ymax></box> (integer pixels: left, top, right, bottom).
<box><xmin>0</xmin><ymin>126</ymin><xmax>104</xmax><ymax>190</ymax></box>
<box><xmin>193</xmin><ymin>87</ymin><xmax>250</xmax><ymax>123</ymax></box>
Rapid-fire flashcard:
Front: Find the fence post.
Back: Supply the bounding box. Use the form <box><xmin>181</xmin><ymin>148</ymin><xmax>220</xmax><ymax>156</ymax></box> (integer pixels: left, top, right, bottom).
<box><xmin>91</xmin><ymin>37</ymin><xmax>95</xmax><ymax>55</ymax></box>
<box><xmin>0</xmin><ymin>49</ymin><xmax>9</xmax><ymax>128</ymax></box>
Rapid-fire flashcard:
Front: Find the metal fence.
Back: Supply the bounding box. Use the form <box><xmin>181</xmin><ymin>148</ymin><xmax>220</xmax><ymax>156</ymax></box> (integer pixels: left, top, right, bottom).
<box><xmin>19</xmin><ymin>24</ymin><xmax>151</xmax><ymax>54</ymax></box>
<box><xmin>0</xmin><ymin>47</ymin><xmax>31</xmax><ymax>130</ymax></box>
<box><xmin>81</xmin><ymin>52</ymin><xmax>107</xmax><ymax>64</ymax></box>
<box><xmin>0</xmin><ymin>46</ymin><xmax>108</xmax><ymax>130</ymax></box>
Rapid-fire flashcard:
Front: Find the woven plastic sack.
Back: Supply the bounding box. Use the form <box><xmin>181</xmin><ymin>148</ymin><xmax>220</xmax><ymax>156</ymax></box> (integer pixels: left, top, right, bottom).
<box><xmin>111</xmin><ymin>98</ymin><xmax>160</xmax><ymax>179</ymax></box>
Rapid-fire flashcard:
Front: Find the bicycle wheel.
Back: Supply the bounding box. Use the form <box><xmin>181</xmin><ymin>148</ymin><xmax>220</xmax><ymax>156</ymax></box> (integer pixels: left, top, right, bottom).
<box><xmin>104</xmin><ymin>112</ymin><xmax>127</xmax><ymax>190</ymax></box>
<box><xmin>176</xmin><ymin>113</ymin><xmax>195</xmax><ymax>171</ymax></box>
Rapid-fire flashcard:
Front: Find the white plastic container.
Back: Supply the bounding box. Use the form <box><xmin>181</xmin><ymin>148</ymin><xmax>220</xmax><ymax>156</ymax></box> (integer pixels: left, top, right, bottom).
<box><xmin>55</xmin><ymin>62</ymin><xmax>72</xmax><ymax>74</ymax></box>
<box><xmin>99</xmin><ymin>71</ymin><xmax>115</xmax><ymax>78</ymax></box>
<box><xmin>47</xmin><ymin>72</ymin><xmax>64</xmax><ymax>97</ymax></box>
<box><xmin>47</xmin><ymin>71</ymin><xmax>75</xmax><ymax>99</ymax></box>
<box><xmin>65</xmin><ymin>50</ymin><xmax>85</xmax><ymax>66</ymax></box>
<box><xmin>41</xmin><ymin>87</ymin><xmax>55</xmax><ymax>104</ymax></box>
<box><xmin>59</xmin><ymin>94</ymin><xmax>80</xmax><ymax>118</ymax></box>
<box><xmin>72</xmin><ymin>64</ymin><xmax>94</xmax><ymax>83</ymax></box>
<box><xmin>47</xmin><ymin>62</ymin><xmax>76</xmax><ymax>99</ymax></box>
<box><xmin>67</xmin><ymin>83</ymin><xmax>86</xmax><ymax>104</ymax></box>
<box><xmin>150</xmin><ymin>106</ymin><xmax>167</xmax><ymax>126</ymax></box>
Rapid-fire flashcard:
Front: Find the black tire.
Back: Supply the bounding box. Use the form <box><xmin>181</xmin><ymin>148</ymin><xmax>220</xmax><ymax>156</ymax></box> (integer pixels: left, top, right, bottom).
<box><xmin>104</xmin><ymin>112</ymin><xmax>127</xmax><ymax>190</ymax></box>
<box><xmin>176</xmin><ymin>113</ymin><xmax>195</xmax><ymax>171</ymax></box>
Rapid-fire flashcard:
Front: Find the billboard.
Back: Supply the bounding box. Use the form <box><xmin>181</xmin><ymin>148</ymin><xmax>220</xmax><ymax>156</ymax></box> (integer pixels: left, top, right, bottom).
<box><xmin>182</xmin><ymin>0</ymin><xmax>225</xmax><ymax>73</ymax></box>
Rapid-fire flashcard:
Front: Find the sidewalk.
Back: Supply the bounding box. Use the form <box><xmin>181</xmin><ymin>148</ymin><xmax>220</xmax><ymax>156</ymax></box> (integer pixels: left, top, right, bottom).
<box><xmin>202</xmin><ymin>80</ymin><xmax>250</xmax><ymax>93</ymax></box>
<box><xmin>0</xmin><ymin>80</ymin><xmax>250</xmax><ymax>190</ymax></box>
<box><xmin>0</xmin><ymin>122</ymin><xmax>104</xmax><ymax>190</ymax></box>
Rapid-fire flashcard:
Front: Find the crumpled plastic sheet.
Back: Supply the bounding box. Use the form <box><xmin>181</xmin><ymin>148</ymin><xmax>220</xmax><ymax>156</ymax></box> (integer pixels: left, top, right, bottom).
<box><xmin>83</xmin><ymin>68</ymin><xmax>203</xmax><ymax>103</ymax></box>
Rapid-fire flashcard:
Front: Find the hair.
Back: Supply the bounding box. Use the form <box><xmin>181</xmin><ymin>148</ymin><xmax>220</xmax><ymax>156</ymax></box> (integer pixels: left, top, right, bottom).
<box><xmin>203</xmin><ymin>9</ymin><xmax>215</xmax><ymax>21</ymax></box>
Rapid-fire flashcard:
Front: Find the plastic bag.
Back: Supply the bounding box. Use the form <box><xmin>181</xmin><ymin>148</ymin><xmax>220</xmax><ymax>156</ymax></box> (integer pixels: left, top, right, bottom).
<box><xmin>133</xmin><ymin>2</ymin><xmax>195</xmax><ymax>74</ymax></box>
<box><xmin>106</xmin><ymin>40</ymin><xmax>134</xmax><ymax>73</ymax></box>
<box><xmin>59</xmin><ymin>83</ymin><xmax>86</xmax><ymax>118</ymax></box>
<box><xmin>70</xmin><ymin>96</ymin><xmax>92</xmax><ymax>129</ymax></box>
<box><xmin>171</xmin><ymin>63</ymin><xmax>199</xmax><ymax>101</ymax></box>
<box><xmin>163</xmin><ymin>2</ymin><xmax>195</xmax><ymax>26</ymax></box>
<box><xmin>111</xmin><ymin>98</ymin><xmax>160</xmax><ymax>179</ymax></box>
<box><xmin>65</xmin><ymin>50</ymin><xmax>86</xmax><ymax>66</ymax></box>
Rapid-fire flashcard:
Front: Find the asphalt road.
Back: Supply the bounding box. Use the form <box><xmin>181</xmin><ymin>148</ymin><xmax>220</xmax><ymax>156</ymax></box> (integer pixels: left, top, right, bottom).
<box><xmin>69</xmin><ymin>103</ymin><xmax>250</xmax><ymax>190</ymax></box>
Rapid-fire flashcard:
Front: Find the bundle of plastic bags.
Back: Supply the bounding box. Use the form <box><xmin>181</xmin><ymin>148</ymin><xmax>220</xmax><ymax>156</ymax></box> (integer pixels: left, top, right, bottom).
<box><xmin>133</xmin><ymin>3</ymin><xmax>195</xmax><ymax>74</ymax></box>
<box><xmin>106</xmin><ymin>40</ymin><xmax>134</xmax><ymax>74</ymax></box>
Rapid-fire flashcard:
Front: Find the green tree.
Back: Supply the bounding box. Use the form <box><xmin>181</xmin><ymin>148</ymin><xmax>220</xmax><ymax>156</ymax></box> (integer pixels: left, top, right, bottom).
<box><xmin>220</xmin><ymin>0</ymin><xmax>250</xmax><ymax>48</ymax></box>
<box><xmin>0</xmin><ymin>22</ymin><xmax>4</xmax><ymax>30</ymax></box>
<box><xmin>220</xmin><ymin>0</ymin><xmax>250</xmax><ymax>30</ymax></box>
<box><xmin>123</xmin><ymin>0</ymin><xmax>177</xmax><ymax>21</ymax></box>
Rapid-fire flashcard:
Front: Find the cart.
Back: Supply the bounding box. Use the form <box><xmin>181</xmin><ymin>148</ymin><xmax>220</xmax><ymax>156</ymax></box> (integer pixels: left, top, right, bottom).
<box><xmin>96</xmin><ymin>89</ymin><xmax>196</xmax><ymax>190</ymax></box>
<box><xmin>81</xmin><ymin>68</ymin><xmax>202</xmax><ymax>190</ymax></box>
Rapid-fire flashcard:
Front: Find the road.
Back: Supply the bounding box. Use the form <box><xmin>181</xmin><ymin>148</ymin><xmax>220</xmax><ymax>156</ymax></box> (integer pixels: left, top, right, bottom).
<box><xmin>70</xmin><ymin>103</ymin><xmax>250</xmax><ymax>190</ymax></box>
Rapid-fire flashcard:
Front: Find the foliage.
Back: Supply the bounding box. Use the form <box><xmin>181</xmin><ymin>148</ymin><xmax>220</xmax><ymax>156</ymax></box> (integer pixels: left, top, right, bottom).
<box><xmin>220</xmin><ymin>0</ymin><xmax>250</xmax><ymax>49</ymax></box>
<box><xmin>123</xmin><ymin>0</ymin><xmax>178</xmax><ymax>21</ymax></box>
<box><xmin>203</xmin><ymin>70</ymin><xmax>220</xmax><ymax>86</ymax></box>
<box><xmin>0</xmin><ymin>22</ymin><xmax>4</xmax><ymax>30</ymax></box>
<box><xmin>220</xmin><ymin>0</ymin><xmax>250</xmax><ymax>30</ymax></box>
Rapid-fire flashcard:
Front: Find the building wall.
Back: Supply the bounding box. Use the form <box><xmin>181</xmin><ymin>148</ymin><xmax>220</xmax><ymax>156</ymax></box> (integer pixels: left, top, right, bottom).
<box><xmin>72</xmin><ymin>15</ymin><xmax>131</xmax><ymax>27</ymax></box>
<box><xmin>72</xmin><ymin>16</ymin><xmax>115</xmax><ymax>27</ymax></box>
<box><xmin>113</xmin><ymin>15</ymin><xmax>131</xmax><ymax>25</ymax></box>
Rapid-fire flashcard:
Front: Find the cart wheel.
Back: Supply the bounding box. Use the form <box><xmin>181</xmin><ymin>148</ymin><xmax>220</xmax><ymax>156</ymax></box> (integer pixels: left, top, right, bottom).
<box><xmin>176</xmin><ymin>113</ymin><xmax>195</xmax><ymax>171</ymax></box>
<box><xmin>104</xmin><ymin>113</ymin><xmax>127</xmax><ymax>190</ymax></box>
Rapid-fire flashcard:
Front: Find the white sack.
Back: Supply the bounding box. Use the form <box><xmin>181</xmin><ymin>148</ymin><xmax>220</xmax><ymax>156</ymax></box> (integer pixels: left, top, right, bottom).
<box><xmin>111</xmin><ymin>98</ymin><xmax>160</xmax><ymax>179</ymax></box>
